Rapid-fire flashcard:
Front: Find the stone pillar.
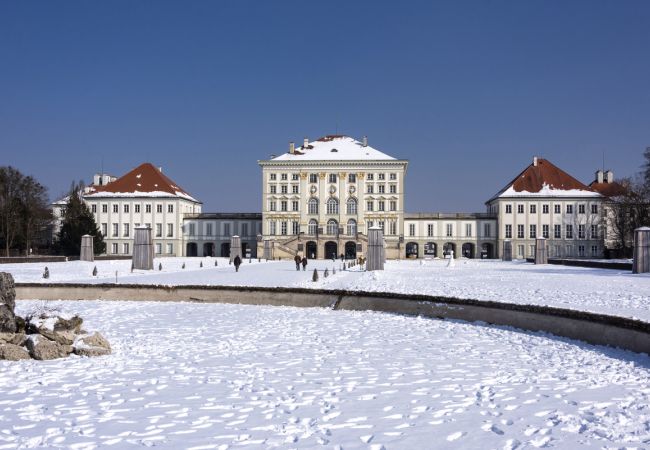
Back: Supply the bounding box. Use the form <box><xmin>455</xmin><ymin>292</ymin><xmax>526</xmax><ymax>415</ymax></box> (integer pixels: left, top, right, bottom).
<box><xmin>80</xmin><ymin>235</ymin><xmax>94</xmax><ymax>262</ymax></box>
<box><xmin>263</xmin><ymin>240</ymin><xmax>272</xmax><ymax>260</ymax></box>
<box><xmin>633</xmin><ymin>227</ymin><xmax>650</xmax><ymax>274</ymax></box>
<box><xmin>132</xmin><ymin>226</ymin><xmax>153</xmax><ymax>270</ymax></box>
<box><xmin>367</xmin><ymin>227</ymin><xmax>385</xmax><ymax>271</ymax></box>
<box><xmin>534</xmin><ymin>238</ymin><xmax>548</xmax><ymax>264</ymax></box>
<box><xmin>502</xmin><ymin>240</ymin><xmax>512</xmax><ymax>261</ymax></box>
<box><xmin>230</xmin><ymin>235</ymin><xmax>242</xmax><ymax>262</ymax></box>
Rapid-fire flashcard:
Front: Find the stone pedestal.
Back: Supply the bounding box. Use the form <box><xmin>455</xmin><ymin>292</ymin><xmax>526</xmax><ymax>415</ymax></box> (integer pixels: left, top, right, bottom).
<box><xmin>535</xmin><ymin>238</ymin><xmax>548</xmax><ymax>265</ymax></box>
<box><xmin>367</xmin><ymin>227</ymin><xmax>385</xmax><ymax>271</ymax></box>
<box><xmin>230</xmin><ymin>235</ymin><xmax>242</xmax><ymax>262</ymax></box>
<box><xmin>132</xmin><ymin>226</ymin><xmax>153</xmax><ymax>270</ymax></box>
<box><xmin>80</xmin><ymin>235</ymin><xmax>94</xmax><ymax>262</ymax></box>
<box><xmin>502</xmin><ymin>240</ymin><xmax>512</xmax><ymax>261</ymax></box>
<box><xmin>263</xmin><ymin>240</ymin><xmax>272</xmax><ymax>260</ymax></box>
<box><xmin>633</xmin><ymin>227</ymin><xmax>650</xmax><ymax>274</ymax></box>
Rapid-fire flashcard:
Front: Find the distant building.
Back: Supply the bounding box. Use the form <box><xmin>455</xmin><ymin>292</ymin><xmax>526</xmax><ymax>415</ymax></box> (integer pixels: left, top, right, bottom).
<box><xmin>181</xmin><ymin>213</ymin><xmax>262</xmax><ymax>258</ymax></box>
<box><xmin>258</xmin><ymin>135</ymin><xmax>408</xmax><ymax>259</ymax></box>
<box><xmin>485</xmin><ymin>157</ymin><xmax>605</xmax><ymax>259</ymax></box>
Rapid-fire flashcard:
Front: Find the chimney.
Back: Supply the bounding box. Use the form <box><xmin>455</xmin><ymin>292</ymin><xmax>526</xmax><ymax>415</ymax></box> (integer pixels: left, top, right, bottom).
<box><xmin>605</xmin><ymin>170</ymin><xmax>614</xmax><ymax>183</ymax></box>
<box><xmin>533</xmin><ymin>156</ymin><xmax>538</xmax><ymax>167</ymax></box>
<box><xmin>362</xmin><ymin>136</ymin><xmax>368</xmax><ymax>147</ymax></box>
<box><xmin>158</xmin><ymin>166</ymin><xmax>163</xmax><ymax>173</ymax></box>
<box><xmin>595</xmin><ymin>170</ymin><xmax>604</xmax><ymax>184</ymax></box>
<box><xmin>93</xmin><ymin>174</ymin><xmax>101</xmax><ymax>185</ymax></box>
<box><xmin>303</xmin><ymin>137</ymin><xmax>309</xmax><ymax>148</ymax></box>
<box><xmin>289</xmin><ymin>141</ymin><xmax>295</xmax><ymax>154</ymax></box>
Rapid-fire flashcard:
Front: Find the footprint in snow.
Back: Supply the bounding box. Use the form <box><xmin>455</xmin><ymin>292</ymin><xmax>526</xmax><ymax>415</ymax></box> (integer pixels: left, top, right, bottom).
<box><xmin>446</xmin><ymin>431</ymin><xmax>466</xmax><ymax>441</ymax></box>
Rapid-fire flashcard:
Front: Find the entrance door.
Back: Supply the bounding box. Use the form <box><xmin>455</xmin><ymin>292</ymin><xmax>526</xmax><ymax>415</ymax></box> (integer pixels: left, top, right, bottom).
<box><xmin>344</xmin><ymin>241</ymin><xmax>357</xmax><ymax>259</ymax></box>
<box><xmin>324</xmin><ymin>241</ymin><xmax>338</xmax><ymax>260</ymax></box>
<box><xmin>220</xmin><ymin>242</ymin><xmax>230</xmax><ymax>257</ymax></box>
<box><xmin>306</xmin><ymin>241</ymin><xmax>318</xmax><ymax>259</ymax></box>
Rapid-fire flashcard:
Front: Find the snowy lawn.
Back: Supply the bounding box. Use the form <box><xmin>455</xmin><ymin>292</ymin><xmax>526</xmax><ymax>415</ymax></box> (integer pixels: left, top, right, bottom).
<box><xmin>4</xmin><ymin>257</ymin><xmax>650</xmax><ymax>322</ymax></box>
<box><xmin>2</xmin><ymin>300</ymin><xmax>649</xmax><ymax>449</ymax></box>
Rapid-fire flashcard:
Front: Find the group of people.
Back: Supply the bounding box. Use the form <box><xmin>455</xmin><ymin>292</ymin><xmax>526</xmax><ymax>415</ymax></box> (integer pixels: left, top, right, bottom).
<box><xmin>294</xmin><ymin>255</ymin><xmax>309</xmax><ymax>271</ymax></box>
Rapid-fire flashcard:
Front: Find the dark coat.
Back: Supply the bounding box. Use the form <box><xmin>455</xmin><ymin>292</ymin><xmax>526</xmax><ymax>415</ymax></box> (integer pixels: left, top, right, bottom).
<box><xmin>233</xmin><ymin>256</ymin><xmax>242</xmax><ymax>267</ymax></box>
<box><xmin>301</xmin><ymin>257</ymin><xmax>308</xmax><ymax>267</ymax></box>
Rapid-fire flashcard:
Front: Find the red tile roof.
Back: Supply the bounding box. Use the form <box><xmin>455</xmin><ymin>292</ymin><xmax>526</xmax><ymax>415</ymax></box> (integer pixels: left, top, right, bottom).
<box><xmin>87</xmin><ymin>163</ymin><xmax>199</xmax><ymax>202</ymax></box>
<box><xmin>589</xmin><ymin>181</ymin><xmax>628</xmax><ymax>198</ymax></box>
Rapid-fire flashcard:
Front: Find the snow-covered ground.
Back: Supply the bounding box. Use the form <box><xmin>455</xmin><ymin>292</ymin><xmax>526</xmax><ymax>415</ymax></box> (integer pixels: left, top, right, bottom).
<box><xmin>4</xmin><ymin>257</ymin><xmax>650</xmax><ymax>322</ymax></box>
<box><xmin>2</xmin><ymin>300</ymin><xmax>649</xmax><ymax>449</ymax></box>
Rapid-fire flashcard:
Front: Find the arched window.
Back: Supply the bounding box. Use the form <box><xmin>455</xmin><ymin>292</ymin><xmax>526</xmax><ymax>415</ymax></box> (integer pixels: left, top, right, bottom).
<box><xmin>326</xmin><ymin>198</ymin><xmax>339</xmax><ymax>215</ymax></box>
<box><xmin>347</xmin><ymin>219</ymin><xmax>357</xmax><ymax>236</ymax></box>
<box><xmin>308</xmin><ymin>198</ymin><xmax>318</xmax><ymax>215</ymax></box>
<box><xmin>327</xmin><ymin>219</ymin><xmax>338</xmax><ymax>235</ymax></box>
<box><xmin>308</xmin><ymin>219</ymin><xmax>318</xmax><ymax>235</ymax></box>
<box><xmin>346</xmin><ymin>197</ymin><xmax>357</xmax><ymax>215</ymax></box>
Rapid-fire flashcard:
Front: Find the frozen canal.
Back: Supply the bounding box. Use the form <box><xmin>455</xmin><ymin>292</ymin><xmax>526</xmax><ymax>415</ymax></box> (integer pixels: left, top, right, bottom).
<box><xmin>2</xmin><ymin>300</ymin><xmax>649</xmax><ymax>449</ymax></box>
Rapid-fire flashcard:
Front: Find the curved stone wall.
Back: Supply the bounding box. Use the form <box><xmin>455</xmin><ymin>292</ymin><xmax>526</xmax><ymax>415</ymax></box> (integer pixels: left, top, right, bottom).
<box><xmin>15</xmin><ymin>283</ymin><xmax>650</xmax><ymax>355</ymax></box>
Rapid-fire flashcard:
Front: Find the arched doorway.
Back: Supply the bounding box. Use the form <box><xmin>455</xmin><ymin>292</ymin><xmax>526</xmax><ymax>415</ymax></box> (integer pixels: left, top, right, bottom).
<box><xmin>345</xmin><ymin>241</ymin><xmax>357</xmax><ymax>259</ymax></box>
<box><xmin>481</xmin><ymin>243</ymin><xmax>494</xmax><ymax>259</ymax></box>
<box><xmin>424</xmin><ymin>242</ymin><xmax>437</xmax><ymax>258</ymax></box>
<box><xmin>186</xmin><ymin>242</ymin><xmax>198</xmax><ymax>257</ymax></box>
<box><xmin>443</xmin><ymin>242</ymin><xmax>457</xmax><ymax>258</ymax></box>
<box><xmin>406</xmin><ymin>242</ymin><xmax>419</xmax><ymax>258</ymax></box>
<box><xmin>220</xmin><ymin>242</ymin><xmax>230</xmax><ymax>257</ymax></box>
<box><xmin>324</xmin><ymin>241</ymin><xmax>338</xmax><ymax>259</ymax></box>
<box><xmin>462</xmin><ymin>243</ymin><xmax>475</xmax><ymax>259</ymax></box>
<box><xmin>306</xmin><ymin>241</ymin><xmax>318</xmax><ymax>259</ymax></box>
<box><xmin>203</xmin><ymin>243</ymin><xmax>214</xmax><ymax>257</ymax></box>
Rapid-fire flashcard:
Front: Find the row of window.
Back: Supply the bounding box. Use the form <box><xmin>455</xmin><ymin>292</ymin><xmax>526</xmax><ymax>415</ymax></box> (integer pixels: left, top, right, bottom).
<box><xmin>505</xmin><ymin>224</ymin><xmax>599</xmax><ymax>239</ymax></box>
<box><xmin>101</xmin><ymin>222</ymin><xmax>174</xmax><ymax>238</ymax></box>
<box><xmin>109</xmin><ymin>242</ymin><xmax>175</xmax><ymax>255</ymax></box>
<box><xmin>269</xmin><ymin>173</ymin><xmax>399</xmax><ymax>183</ymax></box>
<box><xmin>267</xmin><ymin>184</ymin><xmax>400</xmax><ymax>195</ymax></box>
<box><xmin>185</xmin><ymin>222</ymin><xmax>258</xmax><ymax>237</ymax></box>
<box><xmin>269</xmin><ymin>198</ymin><xmax>398</xmax><ymax>214</ymax></box>
<box><xmin>266</xmin><ymin>219</ymin><xmax>398</xmax><ymax>236</ymax></box>
<box><xmin>407</xmin><ymin>223</ymin><xmax>492</xmax><ymax>238</ymax></box>
<box><xmin>505</xmin><ymin>204</ymin><xmax>598</xmax><ymax>214</ymax></box>
<box><xmin>91</xmin><ymin>203</ymin><xmax>174</xmax><ymax>214</ymax></box>
<box><xmin>517</xmin><ymin>244</ymin><xmax>599</xmax><ymax>258</ymax></box>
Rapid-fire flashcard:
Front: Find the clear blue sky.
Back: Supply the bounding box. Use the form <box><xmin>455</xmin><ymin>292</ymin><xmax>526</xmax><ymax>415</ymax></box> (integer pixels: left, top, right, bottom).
<box><xmin>1</xmin><ymin>1</ymin><xmax>649</xmax><ymax>212</ymax></box>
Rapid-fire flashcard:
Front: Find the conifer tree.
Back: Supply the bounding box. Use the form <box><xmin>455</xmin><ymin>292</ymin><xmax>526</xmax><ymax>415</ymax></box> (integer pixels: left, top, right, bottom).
<box><xmin>54</xmin><ymin>182</ymin><xmax>106</xmax><ymax>256</ymax></box>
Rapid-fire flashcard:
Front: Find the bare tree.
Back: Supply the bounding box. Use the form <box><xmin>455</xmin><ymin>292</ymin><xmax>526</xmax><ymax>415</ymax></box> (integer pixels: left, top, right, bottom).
<box><xmin>607</xmin><ymin>177</ymin><xmax>650</xmax><ymax>258</ymax></box>
<box><xmin>0</xmin><ymin>167</ymin><xmax>23</xmax><ymax>256</ymax></box>
<box><xmin>18</xmin><ymin>175</ymin><xmax>52</xmax><ymax>255</ymax></box>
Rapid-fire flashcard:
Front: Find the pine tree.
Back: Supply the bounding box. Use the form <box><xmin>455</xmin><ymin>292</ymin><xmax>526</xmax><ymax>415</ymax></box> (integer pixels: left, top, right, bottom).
<box><xmin>54</xmin><ymin>182</ymin><xmax>105</xmax><ymax>256</ymax></box>
<box><xmin>643</xmin><ymin>147</ymin><xmax>650</xmax><ymax>194</ymax></box>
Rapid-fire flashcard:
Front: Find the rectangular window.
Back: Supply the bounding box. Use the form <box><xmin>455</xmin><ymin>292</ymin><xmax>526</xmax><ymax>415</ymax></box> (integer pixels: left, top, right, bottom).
<box><xmin>566</xmin><ymin>245</ymin><xmax>573</xmax><ymax>256</ymax></box>
<box><xmin>484</xmin><ymin>223</ymin><xmax>491</xmax><ymax>237</ymax></box>
<box><xmin>389</xmin><ymin>185</ymin><xmax>396</xmax><ymax>194</ymax></box>
<box><xmin>291</xmin><ymin>221</ymin><xmax>299</xmax><ymax>235</ymax></box>
<box><xmin>269</xmin><ymin>201</ymin><xmax>276</xmax><ymax>211</ymax></box>
<box><xmin>155</xmin><ymin>243</ymin><xmax>162</xmax><ymax>254</ymax></box>
<box><xmin>409</xmin><ymin>224</ymin><xmax>415</xmax><ymax>237</ymax></box>
<box><xmin>270</xmin><ymin>173</ymin><xmax>276</xmax><ymax>181</ymax></box>
<box><xmin>309</xmin><ymin>173</ymin><xmax>318</xmax><ymax>183</ymax></box>
<box><xmin>517</xmin><ymin>224</ymin><xmax>524</xmax><ymax>239</ymax></box>
<box><xmin>188</xmin><ymin>223</ymin><xmax>195</xmax><ymax>236</ymax></box>
<box><xmin>168</xmin><ymin>204</ymin><xmax>173</xmax><ymax>213</ymax></box>
<box><xmin>123</xmin><ymin>223</ymin><xmax>129</xmax><ymax>237</ymax></box>
<box><xmin>446</xmin><ymin>224</ymin><xmax>453</xmax><ymax>237</ymax></box>
<box><xmin>367</xmin><ymin>173</ymin><xmax>374</xmax><ymax>181</ymax></box>
<box><xmin>156</xmin><ymin>204</ymin><xmax>163</xmax><ymax>213</ymax></box>
<box><xmin>367</xmin><ymin>185</ymin><xmax>374</xmax><ymax>194</ymax></box>
<box><xmin>389</xmin><ymin>221</ymin><xmax>397</xmax><ymax>235</ymax></box>
<box><xmin>505</xmin><ymin>224</ymin><xmax>512</xmax><ymax>239</ymax></box>
<box><xmin>281</xmin><ymin>200</ymin><xmax>288</xmax><ymax>212</ymax></box>
<box><xmin>292</xmin><ymin>200</ymin><xmax>299</xmax><ymax>211</ymax></box>
<box><xmin>554</xmin><ymin>224</ymin><xmax>561</xmax><ymax>239</ymax></box>
<box><xmin>578</xmin><ymin>245</ymin><xmax>585</xmax><ymax>257</ymax></box>
<box><xmin>328</xmin><ymin>173</ymin><xmax>337</xmax><ymax>183</ymax></box>
<box><xmin>378</xmin><ymin>185</ymin><xmax>385</xmax><ymax>194</ymax></box>
<box><xmin>578</xmin><ymin>204</ymin><xmax>585</xmax><ymax>214</ymax></box>
<box><xmin>112</xmin><ymin>223</ymin><xmax>118</xmax><ymax>237</ymax></box>
<box><xmin>591</xmin><ymin>204</ymin><xmax>598</xmax><ymax>214</ymax></box>
<box><xmin>224</xmin><ymin>223</ymin><xmax>231</xmax><ymax>236</ymax></box>
<box><xmin>378</xmin><ymin>173</ymin><xmax>385</xmax><ymax>180</ymax></box>
<box><xmin>111</xmin><ymin>243</ymin><xmax>118</xmax><ymax>254</ymax></box>
<box><xmin>123</xmin><ymin>243</ymin><xmax>129</xmax><ymax>254</ymax></box>
<box><xmin>124</xmin><ymin>204</ymin><xmax>129</xmax><ymax>213</ymax></box>
<box><xmin>566</xmin><ymin>224</ymin><xmax>573</xmax><ymax>239</ymax></box>
<box><xmin>529</xmin><ymin>224</ymin><xmax>536</xmax><ymax>239</ymax></box>
<box><xmin>367</xmin><ymin>201</ymin><xmax>374</xmax><ymax>211</ymax></box>
<box><xmin>101</xmin><ymin>223</ymin><xmax>107</xmax><ymax>236</ymax></box>
<box><xmin>578</xmin><ymin>225</ymin><xmax>585</xmax><ymax>239</ymax></box>
<box><xmin>91</xmin><ymin>204</ymin><xmax>97</xmax><ymax>213</ymax></box>
<box><xmin>242</xmin><ymin>223</ymin><xmax>248</xmax><ymax>236</ymax></box>
<box><xmin>378</xmin><ymin>201</ymin><xmax>385</xmax><ymax>211</ymax></box>
<box><xmin>156</xmin><ymin>223</ymin><xmax>162</xmax><ymax>237</ymax></box>
<box><xmin>167</xmin><ymin>223</ymin><xmax>173</xmax><ymax>237</ymax></box>
<box><xmin>102</xmin><ymin>204</ymin><xmax>108</xmax><ymax>213</ymax></box>
<box><xmin>292</xmin><ymin>185</ymin><xmax>299</xmax><ymax>194</ymax></box>
<box><xmin>505</xmin><ymin>204</ymin><xmax>512</xmax><ymax>214</ymax></box>
<box><xmin>591</xmin><ymin>245</ymin><xmax>598</xmax><ymax>256</ymax></box>
<box><xmin>389</xmin><ymin>173</ymin><xmax>397</xmax><ymax>180</ymax></box>
<box><xmin>530</xmin><ymin>205</ymin><xmax>536</xmax><ymax>214</ymax></box>
<box><xmin>290</xmin><ymin>173</ymin><xmax>298</xmax><ymax>181</ymax></box>
<box><xmin>270</xmin><ymin>185</ymin><xmax>276</xmax><ymax>194</ymax></box>
<box><xmin>390</xmin><ymin>201</ymin><xmax>396</xmax><ymax>211</ymax></box>
<box><xmin>566</xmin><ymin>205</ymin><xmax>573</xmax><ymax>214</ymax></box>
<box><xmin>542</xmin><ymin>204</ymin><xmax>549</xmax><ymax>214</ymax></box>
<box><xmin>146</xmin><ymin>204</ymin><xmax>152</xmax><ymax>213</ymax></box>
<box><xmin>348</xmin><ymin>173</ymin><xmax>356</xmax><ymax>183</ymax></box>
<box><xmin>281</xmin><ymin>185</ymin><xmax>288</xmax><ymax>194</ymax></box>
<box><xmin>206</xmin><ymin>223</ymin><xmax>213</xmax><ymax>236</ymax></box>
<box><xmin>517</xmin><ymin>245</ymin><xmax>524</xmax><ymax>258</ymax></box>
<box><xmin>281</xmin><ymin>221</ymin><xmax>287</xmax><ymax>235</ymax></box>
<box><xmin>281</xmin><ymin>173</ymin><xmax>287</xmax><ymax>181</ymax></box>
<box><xmin>542</xmin><ymin>224</ymin><xmax>549</xmax><ymax>238</ymax></box>
<box><xmin>465</xmin><ymin>223</ymin><xmax>472</xmax><ymax>237</ymax></box>
<box><xmin>167</xmin><ymin>243</ymin><xmax>173</xmax><ymax>255</ymax></box>
<box><xmin>517</xmin><ymin>204</ymin><xmax>524</xmax><ymax>214</ymax></box>
<box><xmin>135</xmin><ymin>204</ymin><xmax>140</xmax><ymax>213</ymax></box>
<box><xmin>428</xmin><ymin>224</ymin><xmax>434</xmax><ymax>237</ymax></box>
<box><xmin>113</xmin><ymin>204</ymin><xmax>118</xmax><ymax>213</ymax></box>
<box><xmin>554</xmin><ymin>204</ymin><xmax>560</xmax><ymax>214</ymax></box>
<box><xmin>591</xmin><ymin>225</ymin><xmax>598</xmax><ymax>239</ymax></box>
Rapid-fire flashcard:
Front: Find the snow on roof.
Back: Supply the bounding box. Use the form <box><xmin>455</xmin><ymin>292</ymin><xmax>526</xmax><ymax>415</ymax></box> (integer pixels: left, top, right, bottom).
<box><xmin>271</xmin><ymin>136</ymin><xmax>397</xmax><ymax>161</ymax></box>
<box><xmin>489</xmin><ymin>158</ymin><xmax>601</xmax><ymax>201</ymax></box>
<box><xmin>85</xmin><ymin>163</ymin><xmax>200</xmax><ymax>203</ymax></box>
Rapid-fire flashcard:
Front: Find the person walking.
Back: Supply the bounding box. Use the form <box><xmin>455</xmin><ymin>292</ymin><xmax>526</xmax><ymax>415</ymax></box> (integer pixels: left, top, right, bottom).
<box><xmin>294</xmin><ymin>254</ymin><xmax>301</xmax><ymax>271</ymax></box>
<box><xmin>301</xmin><ymin>256</ymin><xmax>308</xmax><ymax>271</ymax></box>
<box><xmin>234</xmin><ymin>255</ymin><xmax>242</xmax><ymax>272</ymax></box>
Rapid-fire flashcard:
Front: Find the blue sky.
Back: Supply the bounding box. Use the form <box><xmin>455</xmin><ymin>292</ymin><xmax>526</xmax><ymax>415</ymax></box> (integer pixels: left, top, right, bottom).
<box><xmin>1</xmin><ymin>1</ymin><xmax>649</xmax><ymax>212</ymax></box>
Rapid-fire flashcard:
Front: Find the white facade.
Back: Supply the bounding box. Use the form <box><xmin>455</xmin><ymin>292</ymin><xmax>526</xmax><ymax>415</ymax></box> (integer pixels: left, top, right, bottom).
<box><xmin>182</xmin><ymin>213</ymin><xmax>262</xmax><ymax>258</ymax></box>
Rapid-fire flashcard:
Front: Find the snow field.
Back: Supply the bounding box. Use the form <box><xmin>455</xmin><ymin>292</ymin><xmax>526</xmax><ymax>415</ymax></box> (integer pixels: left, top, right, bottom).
<box><xmin>1</xmin><ymin>300</ymin><xmax>649</xmax><ymax>449</ymax></box>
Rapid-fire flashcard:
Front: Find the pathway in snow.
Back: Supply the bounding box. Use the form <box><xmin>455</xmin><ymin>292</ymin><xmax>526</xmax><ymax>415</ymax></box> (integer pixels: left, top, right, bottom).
<box><xmin>2</xmin><ymin>300</ymin><xmax>649</xmax><ymax>449</ymax></box>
